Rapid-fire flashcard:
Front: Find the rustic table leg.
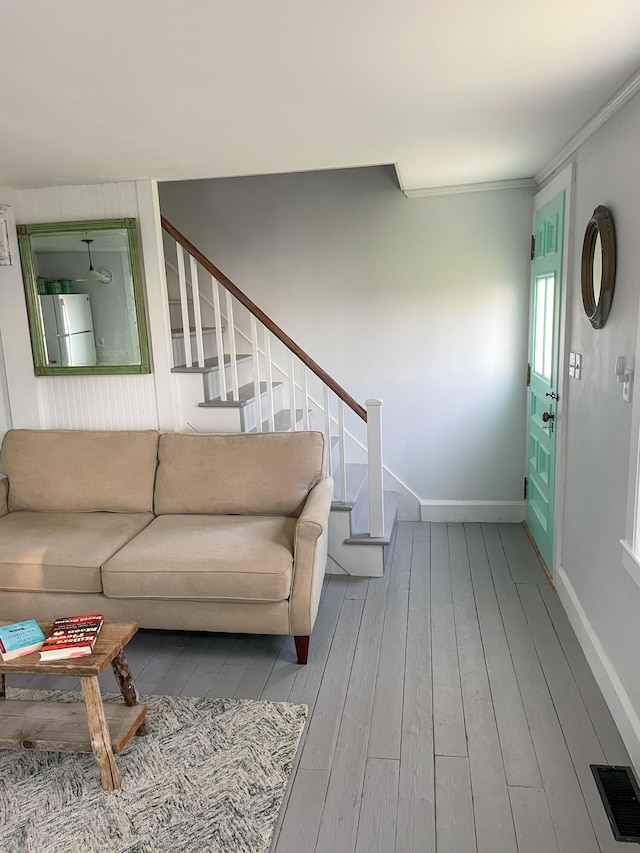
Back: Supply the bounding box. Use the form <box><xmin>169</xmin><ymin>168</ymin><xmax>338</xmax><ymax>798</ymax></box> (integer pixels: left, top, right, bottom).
<box><xmin>80</xmin><ymin>675</ymin><xmax>121</xmax><ymax>791</ymax></box>
<box><xmin>0</xmin><ymin>673</ymin><xmax>5</xmax><ymax>699</ymax></box>
<box><xmin>111</xmin><ymin>650</ymin><xmax>149</xmax><ymax>735</ymax></box>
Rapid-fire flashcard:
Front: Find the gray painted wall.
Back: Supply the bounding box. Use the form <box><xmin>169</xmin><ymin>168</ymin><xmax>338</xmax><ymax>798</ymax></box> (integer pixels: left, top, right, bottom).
<box><xmin>160</xmin><ymin>166</ymin><xmax>533</xmax><ymax>503</ymax></box>
<box><xmin>161</xmin><ymin>154</ymin><xmax>640</xmax><ymax>765</ymax></box>
<box><xmin>558</xmin><ymin>88</ymin><xmax>640</xmax><ymax>763</ymax></box>
<box><xmin>0</xmin><ymin>328</ymin><xmax>12</xmax><ymax>440</ymax></box>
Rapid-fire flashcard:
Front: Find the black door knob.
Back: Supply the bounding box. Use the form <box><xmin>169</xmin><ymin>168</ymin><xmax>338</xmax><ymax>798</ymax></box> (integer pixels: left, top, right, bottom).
<box><xmin>542</xmin><ymin>411</ymin><xmax>555</xmax><ymax>423</ymax></box>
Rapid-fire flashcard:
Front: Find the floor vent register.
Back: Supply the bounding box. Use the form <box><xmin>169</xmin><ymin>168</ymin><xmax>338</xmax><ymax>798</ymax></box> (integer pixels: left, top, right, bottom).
<box><xmin>591</xmin><ymin>765</ymin><xmax>640</xmax><ymax>843</ymax></box>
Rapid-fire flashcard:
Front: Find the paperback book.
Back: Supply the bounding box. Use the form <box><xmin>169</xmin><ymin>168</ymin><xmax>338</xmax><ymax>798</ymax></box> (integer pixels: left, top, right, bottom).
<box><xmin>0</xmin><ymin>619</ymin><xmax>46</xmax><ymax>661</ymax></box>
<box><xmin>39</xmin><ymin>613</ymin><xmax>105</xmax><ymax>661</ymax></box>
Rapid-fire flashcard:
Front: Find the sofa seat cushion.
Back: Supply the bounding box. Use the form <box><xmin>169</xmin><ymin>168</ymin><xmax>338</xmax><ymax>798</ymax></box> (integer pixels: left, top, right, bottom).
<box><xmin>0</xmin><ymin>511</ymin><xmax>154</xmax><ymax>593</ymax></box>
<box><xmin>102</xmin><ymin>514</ymin><xmax>296</xmax><ymax>603</ymax></box>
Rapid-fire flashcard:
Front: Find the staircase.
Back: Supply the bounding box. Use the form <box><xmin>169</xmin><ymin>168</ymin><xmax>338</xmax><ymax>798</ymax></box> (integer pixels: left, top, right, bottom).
<box><xmin>161</xmin><ymin>217</ymin><xmax>397</xmax><ymax>577</ymax></box>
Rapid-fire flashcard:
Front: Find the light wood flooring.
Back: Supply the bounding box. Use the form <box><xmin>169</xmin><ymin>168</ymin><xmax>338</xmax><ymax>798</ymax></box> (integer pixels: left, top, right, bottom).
<box><xmin>8</xmin><ymin>522</ymin><xmax>638</xmax><ymax>852</ymax></box>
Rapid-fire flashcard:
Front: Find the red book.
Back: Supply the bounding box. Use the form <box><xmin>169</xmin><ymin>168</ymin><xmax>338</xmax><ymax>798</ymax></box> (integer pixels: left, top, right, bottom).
<box><xmin>39</xmin><ymin>614</ymin><xmax>104</xmax><ymax>661</ymax></box>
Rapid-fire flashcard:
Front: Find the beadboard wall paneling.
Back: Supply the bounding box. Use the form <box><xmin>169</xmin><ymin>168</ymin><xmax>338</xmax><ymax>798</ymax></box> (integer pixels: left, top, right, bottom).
<box><xmin>14</xmin><ymin>182</ymin><xmax>139</xmax><ymax>223</ymax></box>
<box><xmin>12</xmin><ymin>181</ymin><xmax>162</xmax><ymax>431</ymax></box>
<box><xmin>36</xmin><ymin>375</ymin><xmax>158</xmax><ymax>430</ymax></box>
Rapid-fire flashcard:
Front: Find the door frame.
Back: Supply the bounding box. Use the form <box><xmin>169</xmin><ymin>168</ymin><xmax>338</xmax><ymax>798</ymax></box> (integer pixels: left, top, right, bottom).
<box><xmin>527</xmin><ymin>162</ymin><xmax>574</xmax><ymax>576</ymax></box>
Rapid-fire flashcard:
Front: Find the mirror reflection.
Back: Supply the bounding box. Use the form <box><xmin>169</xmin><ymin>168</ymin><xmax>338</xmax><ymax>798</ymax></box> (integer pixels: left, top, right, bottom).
<box><xmin>17</xmin><ymin>219</ymin><xmax>151</xmax><ymax>376</ymax></box>
<box><xmin>592</xmin><ymin>232</ymin><xmax>602</xmax><ymax>305</ymax></box>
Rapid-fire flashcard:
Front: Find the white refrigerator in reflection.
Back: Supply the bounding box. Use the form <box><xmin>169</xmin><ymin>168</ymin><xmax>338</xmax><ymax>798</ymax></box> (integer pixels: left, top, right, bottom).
<box><xmin>40</xmin><ymin>294</ymin><xmax>97</xmax><ymax>366</ymax></box>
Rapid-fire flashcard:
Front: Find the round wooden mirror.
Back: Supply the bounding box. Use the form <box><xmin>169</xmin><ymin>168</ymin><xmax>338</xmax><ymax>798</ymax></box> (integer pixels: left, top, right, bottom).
<box><xmin>581</xmin><ymin>205</ymin><xmax>616</xmax><ymax>329</ymax></box>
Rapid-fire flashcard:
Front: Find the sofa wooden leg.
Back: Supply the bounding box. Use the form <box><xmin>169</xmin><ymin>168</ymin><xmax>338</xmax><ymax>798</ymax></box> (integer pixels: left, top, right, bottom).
<box><xmin>294</xmin><ymin>635</ymin><xmax>309</xmax><ymax>665</ymax></box>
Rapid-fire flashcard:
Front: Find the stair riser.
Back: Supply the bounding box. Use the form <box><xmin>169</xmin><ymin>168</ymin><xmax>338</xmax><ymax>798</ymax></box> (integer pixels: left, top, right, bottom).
<box><xmin>349</xmin><ymin>478</ymin><xmax>370</xmax><ymax>536</ymax></box>
<box><xmin>203</xmin><ymin>357</ymin><xmax>254</xmax><ymax>401</ymax></box>
<box><xmin>188</xmin><ymin>408</ymin><xmax>244</xmax><ymax>433</ymax></box>
<box><xmin>168</xmin><ymin>299</ymin><xmax>217</xmax><ymax>330</ymax></box>
<box><xmin>240</xmin><ymin>385</ymin><xmax>285</xmax><ymax>432</ymax></box>
<box><xmin>175</xmin><ymin>373</ymin><xmax>244</xmax><ymax>433</ymax></box>
<box><xmin>252</xmin><ymin>409</ymin><xmax>309</xmax><ymax>433</ymax></box>
<box><xmin>172</xmin><ymin>330</ymin><xmax>220</xmax><ymax>367</ymax></box>
<box><xmin>328</xmin><ymin>511</ymin><xmax>384</xmax><ymax>577</ymax></box>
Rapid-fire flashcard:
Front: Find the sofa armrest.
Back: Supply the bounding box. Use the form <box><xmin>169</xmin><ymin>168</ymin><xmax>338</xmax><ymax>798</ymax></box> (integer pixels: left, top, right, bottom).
<box><xmin>0</xmin><ymin>477</ymin><xmax>8</xmax><ymax>517</ymax></box>
<box><xmin>289</xmin><ymin>476</ymin><xmax>334</xmax><ymax>636</ymax></box>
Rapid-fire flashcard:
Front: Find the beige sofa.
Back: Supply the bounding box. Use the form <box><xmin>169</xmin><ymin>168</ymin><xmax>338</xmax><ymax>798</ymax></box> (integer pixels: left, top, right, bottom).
<box><xmin>0</xmin><ymin>428</ymin><xmax>332</xmax><ymax>664</ymax></box>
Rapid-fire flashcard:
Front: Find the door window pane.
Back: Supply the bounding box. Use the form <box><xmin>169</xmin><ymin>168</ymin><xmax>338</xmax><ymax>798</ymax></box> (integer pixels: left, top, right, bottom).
<box><xmin>533</xmin><ymin>274</ymin><xmax>555</xmax><ymax>381</ymax></box>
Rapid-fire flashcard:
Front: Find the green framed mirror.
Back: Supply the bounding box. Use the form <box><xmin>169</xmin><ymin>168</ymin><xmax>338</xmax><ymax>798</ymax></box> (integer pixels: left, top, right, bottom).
<box><xmin>17</xmin><ymin>218</ymin><xmax>151</xmax><ymax>375</ymax></box>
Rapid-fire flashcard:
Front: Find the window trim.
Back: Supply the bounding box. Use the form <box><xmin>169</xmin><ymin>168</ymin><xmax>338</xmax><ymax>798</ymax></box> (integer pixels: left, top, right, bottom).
<box><xmin>620</xmin><ymin>539</ymin><xmax>640</xmax><ymax>592</ymax></box>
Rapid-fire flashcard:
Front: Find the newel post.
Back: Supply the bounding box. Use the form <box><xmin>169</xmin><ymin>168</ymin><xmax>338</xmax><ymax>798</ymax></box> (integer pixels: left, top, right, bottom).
<box><xmin>366</xmin><ymin>398</ymin><xmax>384</xmax><ymax>538</ymax></box>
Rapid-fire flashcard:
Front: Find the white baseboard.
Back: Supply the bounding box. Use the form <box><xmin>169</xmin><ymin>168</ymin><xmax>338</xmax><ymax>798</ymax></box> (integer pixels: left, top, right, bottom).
<box><xmin>420</xmin><ymin>500</ymin><xmax>526</xmax><ymax>523</ymax></box>
<box><xmin>556</xmin><ymin>565</ymin><xmax>640</xmax><ymax>774</ymax></box>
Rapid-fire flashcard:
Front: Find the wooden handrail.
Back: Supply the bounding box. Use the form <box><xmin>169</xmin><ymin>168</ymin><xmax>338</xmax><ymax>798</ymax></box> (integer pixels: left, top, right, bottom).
<box><xmin>161</xmin><ymin>216</ymin><xmax>367</xmax><ymax>422</ymax></box>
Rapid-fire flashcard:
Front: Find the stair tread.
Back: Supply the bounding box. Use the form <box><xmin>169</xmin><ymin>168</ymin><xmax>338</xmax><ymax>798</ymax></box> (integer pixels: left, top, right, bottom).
<box><xmin>198</xmin><ymin>381</ymin><xmax>283</xmax><ymax>408</ymax></box>
<box><xmin>172</xmin><ymin>354</ymin><xmax>252</xmax><ymax>374</ymax></box>
<box><xmin>344</xmin><ymin>491</ymin><xmax>398</xmax><ymax>545</ymax></box>
<box><xmin>171</xmin><ymin>326</ymin><xmax>219</xmax><ymax>337</ymax></box>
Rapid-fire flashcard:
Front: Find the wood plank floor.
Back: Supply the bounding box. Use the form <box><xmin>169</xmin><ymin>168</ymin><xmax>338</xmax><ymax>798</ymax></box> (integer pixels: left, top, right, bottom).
<box><xmin>7</xmin><ymin>522</ymin><xmax>638</xmax><ymax>852</ymax></box>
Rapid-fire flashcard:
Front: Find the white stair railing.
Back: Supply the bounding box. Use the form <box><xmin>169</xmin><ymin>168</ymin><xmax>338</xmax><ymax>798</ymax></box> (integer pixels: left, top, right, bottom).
<box><xmin>210</xmin><ymin>273</ymin><xmax>227</xmax><ymax>400</ymax></box>
<box><xmin>338</xmin><ymin>399</ymin><xmax>347</xmax><ymax>504</ymax></box>
<box><xmin>225</xmin><ymin>289</ymin><xmax>240</xmax><ymax>401</ymax></box>
<box><xmin>366</xmin><ymin>399</ymin><xmax>384</xmax><ymax>537</ymax></box>
<box><xmin>162</xmin><ymin>217</ymin><xmax>385</xmax><ymax>539</ymax></box>
<box><xmin>189</xmin><ymin>255</ymin><xmax>205</xmax><ymax>368</ymax></box>
<box><xmin>250</xmin><ymin>315</ymin><xmax>262</xmax><ymax>432</ymax></box>
<box><xmin>175</xmin><ymin>245</ymin><xmax>192</xmax><ymax>368</ymax></box>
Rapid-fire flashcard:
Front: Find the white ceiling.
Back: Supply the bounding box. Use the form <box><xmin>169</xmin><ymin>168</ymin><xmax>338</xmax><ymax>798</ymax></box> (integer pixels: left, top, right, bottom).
<box><xmin>3</xmin><ymin>1</ymin><xmax>640</xmax><ymax>192</ymax></box>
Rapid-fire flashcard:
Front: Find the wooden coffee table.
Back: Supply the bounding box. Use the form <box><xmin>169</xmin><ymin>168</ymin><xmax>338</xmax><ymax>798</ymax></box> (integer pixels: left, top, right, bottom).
<box><xmin>0</xmin><ymin>620</ymin><xmax>148</xmax><ymax>790</ymax></box>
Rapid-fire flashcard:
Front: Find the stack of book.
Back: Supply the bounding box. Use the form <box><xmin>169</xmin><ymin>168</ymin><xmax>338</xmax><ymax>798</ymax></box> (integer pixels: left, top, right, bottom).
<box><xmin>39</xmin><ymin>614</ymin><xmax>105</xmax><ymax>661</ymax></box>
<box><xmin>0</xmin><ymin>614</ymin><xmax>105</xmax><ymax>662</ymax></box>
<box><xmin>0</xmin><ymin>619</ymin><xmax>46</xmax><ymax>661</ymax></box>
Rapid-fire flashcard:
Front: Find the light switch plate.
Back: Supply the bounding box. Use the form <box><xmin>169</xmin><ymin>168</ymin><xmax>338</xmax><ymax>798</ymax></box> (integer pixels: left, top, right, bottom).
<box><xmin>574</xmin><ymin>353</ymin><xmax>582</xmax><ymax>380</ymax></box>
<box><xmin>569</xmin><ymin>352</ymin><xmax>582</xmax><ymax>379</ymax></box>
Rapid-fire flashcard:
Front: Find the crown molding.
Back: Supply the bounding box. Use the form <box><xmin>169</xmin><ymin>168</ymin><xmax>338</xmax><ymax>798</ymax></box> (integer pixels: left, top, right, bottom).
<box><xmin>403</xmin><ymin>177</ymin><xmax>536</xmax><ymax>199</ymax></box>
<box><xmin>536</xmin><ymin>67</ymin><xmax>640</xmax><ymax>185</ymax></box>
<box><xmin>393</xmin><ymin>163</ymin><xmax>406</xmax><ymax>192</ymax></box>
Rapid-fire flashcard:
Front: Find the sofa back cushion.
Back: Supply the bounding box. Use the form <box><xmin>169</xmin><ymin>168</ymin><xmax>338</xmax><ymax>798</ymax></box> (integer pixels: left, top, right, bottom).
<box><xmin>154</xmin><ymin>431</ymin><xmax>327</xmax><ymax>517</ymax></box>
<box><xmin>0</xmin><ymin>429</ymin><xmax>159</xmax><ymax>513</ymax></box>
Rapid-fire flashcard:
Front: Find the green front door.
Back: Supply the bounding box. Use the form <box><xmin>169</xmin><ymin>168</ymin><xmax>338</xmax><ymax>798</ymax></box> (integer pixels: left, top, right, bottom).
<box><xmin>526</xmin><ymin>191</ymin><xmax>565</xmax><ymax>573</ymax></box>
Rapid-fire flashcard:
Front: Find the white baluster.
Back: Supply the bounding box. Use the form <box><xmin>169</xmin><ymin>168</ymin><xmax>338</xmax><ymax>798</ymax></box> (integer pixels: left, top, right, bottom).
<box><xmin>265</xmin><ymin>330</ymin><xmax>275</xmax><ymax>431</ymax></box>
<box><xmin>323</xmin><ymin>385</ymin><xmax>332</xmax><ymax>477</ymax></box>
<box><xmin>366</xmin><ymin>398</ymin><xmax>384</xmax><ymax>538</ymax></box>
<box><xmin>211</xmin><ymin>275</ymin><xmax>227</xmax><ymax>401</ymax></box>
<box><xmin>302</xmin><ymin>367</ymin><xmax>310</xmax><ymax>429</ymax></box>
<box><xmin>338</xmin><ymin>399</ymin><xmax>347</xmax><ymax>502</ymax></box>
<box><xmin>176</xmin><ymin>244</ymin><xmax>192</xmax><ymax>368</ymax></box>
<box><xmin>288</xmin><ymin>352</ymin><xmax>297</xmax><ymax>431</ymax></box>
<box><xmin>225</xmin><ymin>290</ymin><xmax>239</xmax><ymax>401</ymax></box>
<box><xmin>189</xmin><ymin>255</ymin><xmax>205</xmax><ymax>368</ymax></box>
<box><xmin>250</xmin><ymin>315</ymin><xmax>262</xmax><ymax>432</ymax></box>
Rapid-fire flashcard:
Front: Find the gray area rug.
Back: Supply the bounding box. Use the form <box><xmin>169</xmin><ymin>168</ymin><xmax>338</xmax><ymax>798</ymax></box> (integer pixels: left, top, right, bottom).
<box><xmin>1</xmin><ymin>688</ymin><xmax>307</xmax><ymax>853</ymax></box>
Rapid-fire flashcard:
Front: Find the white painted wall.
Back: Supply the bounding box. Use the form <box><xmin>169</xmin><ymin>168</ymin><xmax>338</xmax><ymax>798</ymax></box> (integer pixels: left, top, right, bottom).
<box><xmin>0</xmin><ymin>187</ymin><xmax>39</xmax><ymax>430</ymax></box>
<box><xmin>552</xmin><ymin>89</ymin><xmax>640</xmax><ymax>771</ymax></box>
<box><xmin>160</xmin><ymin>167</ymin><xmax>533</xmax><ymax>505</ymax></box>
<box><xmin>0</xmin><ymin>190</ymin><xmax>15</xmax><ymax>441</ymax></box>
<box><xmin>0</xmin><ymin>180</ymin><xmax>176</xmax><ymax>432</ymax></box>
